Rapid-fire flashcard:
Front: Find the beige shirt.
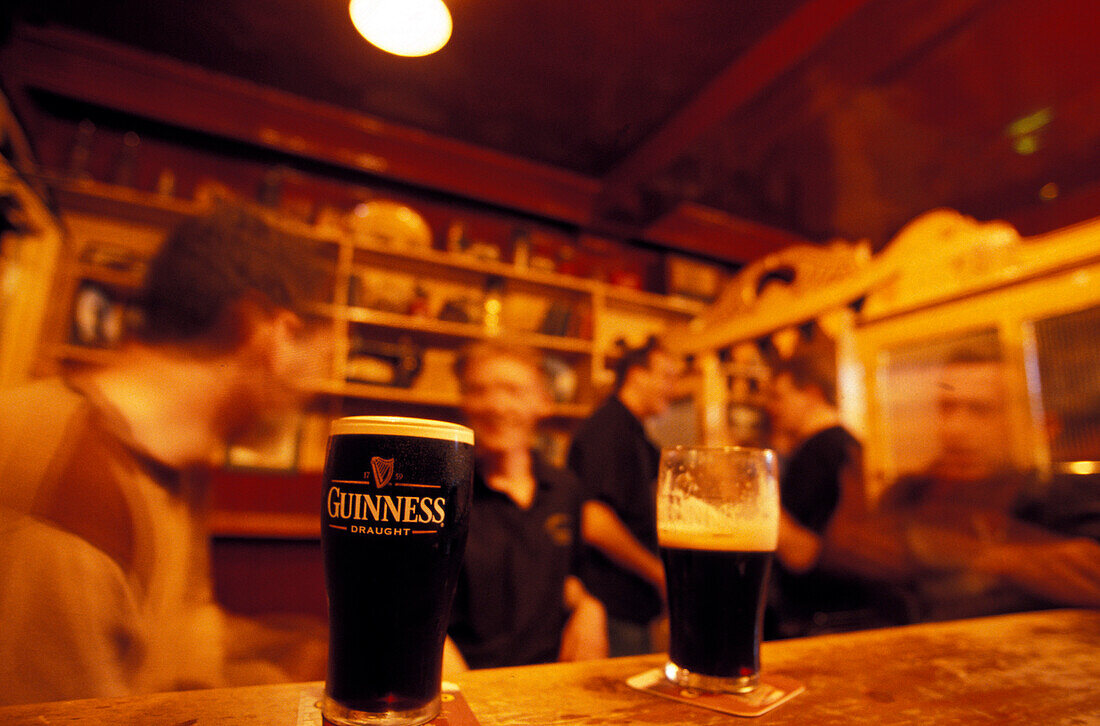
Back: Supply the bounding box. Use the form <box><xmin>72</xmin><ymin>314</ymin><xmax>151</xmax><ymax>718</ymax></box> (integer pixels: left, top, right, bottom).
<box><xmin>0</xmin><ymin>378</ymin><xmax>228</xmax><ymax>705</ymax></box>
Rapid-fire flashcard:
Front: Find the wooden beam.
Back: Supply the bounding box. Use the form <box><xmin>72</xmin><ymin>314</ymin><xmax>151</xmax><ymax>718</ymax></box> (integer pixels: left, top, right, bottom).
<box><xmin>2</xmin><ymin>24</ymin><xmax>806</xmax><ymax>265</ymax></box>
<box><xmin>598</xmin><ymin>0</ymin><xmax>875</xmax><ymax>203</ymax></box>
<box><xmin>2</xmin><ymin>25</ymin><xmax>600</xmax><ymax>226</ymax></box>
<box><xmin>644</xmin><ymin>203</ymin><xmax>807</xmax><ymax>264</ymax></box>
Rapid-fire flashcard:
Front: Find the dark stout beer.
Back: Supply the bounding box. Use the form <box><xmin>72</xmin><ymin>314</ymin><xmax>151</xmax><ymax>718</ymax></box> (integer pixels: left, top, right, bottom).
<box><xmin>661</xmin><ymin>541</ymin><xmax>773</xmax><ymax>682</ymax></box>
<box><xmin>657</xmin><ymin>446</ymin><xmax>778</xmax><ymax>694</ymax></box>
<box><xmin>322</xmin><ymin>417</ymin><xmax>473</xmax><ymax>726</ymax></box>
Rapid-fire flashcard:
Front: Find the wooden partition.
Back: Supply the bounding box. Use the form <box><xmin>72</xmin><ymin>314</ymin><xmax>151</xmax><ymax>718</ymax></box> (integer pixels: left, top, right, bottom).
<box><xmin>668</xmin><ymin>209</ymin><xmax>1100</xmax><ymax>500</ymax></box>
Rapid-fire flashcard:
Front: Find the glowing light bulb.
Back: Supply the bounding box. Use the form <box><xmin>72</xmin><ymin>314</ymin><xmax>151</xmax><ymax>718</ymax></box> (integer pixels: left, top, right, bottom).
<box><xmin>349</xmin><ymin>0</ymin><xmax>452</xmax><ymax>57</ymax></box>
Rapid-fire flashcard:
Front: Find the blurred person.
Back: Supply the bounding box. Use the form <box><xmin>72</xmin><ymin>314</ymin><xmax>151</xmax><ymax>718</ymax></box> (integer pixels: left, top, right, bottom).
<box><xmin>822</xmin><ymin>344</ymin><xmax>1100</xmax><ymax>620</ymax></box>
<box><xmin>764</xmin><ymin>351</ymin><xmax>909</xmax><ymax>637</ymax></box>
<box><xmin>767</xmin><ymin>352</ymin><xmax>860</xmax><ymax>572</ymax></box>
<box><xmin>446</xmin><ymin>342</ymin><xmax>607</xmax><ymax>670</ymax></box>
<box><xmin>567</xmin><ymin>336</ymin><xmax>680</xmax><ymax>656</ymax></box>
<box><xmin>0</xmin><ymin>204</ymin><xmax>331</xmax><ymax>705</ymax></box>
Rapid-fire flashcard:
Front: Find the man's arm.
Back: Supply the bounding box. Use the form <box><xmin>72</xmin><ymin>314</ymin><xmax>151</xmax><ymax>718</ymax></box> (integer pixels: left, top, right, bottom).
<box><xmin>558</xmin><ymin>576</ymin><xmax>608</xmax><ymax>662</ymax></box>
<box><xmin>971</xmin><ymin>537</ymin><xmax>1100</xmax><ymax>608</ymax></box>
<box><xmin>581</xmin><ymin>500</ymin><xmax>666</xmax><ymax>599</ymax></box>
<box><xmin>0</xmin><ymin>519</ymin><xmax>144</xmax><ymax>704</ymax></box>
<box><xmin>777</xmin><ymin>509</ymin><xmax>823</xmax><ymax>574</ymax></box>
<box><xmin>817</xmin><ymin>509</ymin><xmax>918</xmax><ymax>582</ymax></box>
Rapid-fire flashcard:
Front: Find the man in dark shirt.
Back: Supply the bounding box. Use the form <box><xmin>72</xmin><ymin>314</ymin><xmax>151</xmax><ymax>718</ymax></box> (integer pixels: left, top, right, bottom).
<box><xmin>567</xmin><ymin>336</ymin><xmax>680</xmax><ymax>656</ymax></box>
<box><xmin>447</xmin><ymin>342</ymin><xmax>606</xmax><ymax>670</ymax></box>
<box><xmin>765</xmin><ymin>351</ymin><xmax>892</xmax><ymax>638</ymax></box>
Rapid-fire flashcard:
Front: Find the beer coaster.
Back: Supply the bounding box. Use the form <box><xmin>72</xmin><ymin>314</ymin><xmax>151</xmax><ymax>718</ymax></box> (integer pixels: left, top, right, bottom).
<box><xmin>626</xmin><ymin>668</ymin><xmax>805</xmax><ymax>718</ymax></box>
<box><xmin>303</xmin><ymin>682</ymin><xmax>481</xmax><ymax>726</ymax></box>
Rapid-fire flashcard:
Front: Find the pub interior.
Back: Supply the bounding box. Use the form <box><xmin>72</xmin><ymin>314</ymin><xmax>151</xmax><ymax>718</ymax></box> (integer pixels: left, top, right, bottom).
<box><xmin>1</xmin><ymin>1</ymin><xmax>1099</xmax><ymax>722</ymax></box>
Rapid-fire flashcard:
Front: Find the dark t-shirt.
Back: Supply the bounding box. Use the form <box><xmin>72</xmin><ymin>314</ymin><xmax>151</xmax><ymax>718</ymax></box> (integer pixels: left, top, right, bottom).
<box><xmin>567</xmin><ymin>396</ymin><xmax>662</xmax><ymax>624</ymax></box>
<box><xmin>448</xmin><ymin>453</ymin><xmax>582</xmax><ymax>669</ymax></box>
<box><xmin>770</xmin><ymin>425</ymin><xmax>875</xmax><ymax>637</ymax></box>
<box><xmin>781</xmin><ymin>425</ymin><xmax>858</xmax><ymax>534</ymax></box>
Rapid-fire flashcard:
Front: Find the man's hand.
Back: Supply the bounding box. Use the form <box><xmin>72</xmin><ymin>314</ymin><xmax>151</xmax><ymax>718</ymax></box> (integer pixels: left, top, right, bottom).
<box><xmin>558</xmin><ymin>577</ymin><xmax>609</xmax><ymax>662</ymax></box>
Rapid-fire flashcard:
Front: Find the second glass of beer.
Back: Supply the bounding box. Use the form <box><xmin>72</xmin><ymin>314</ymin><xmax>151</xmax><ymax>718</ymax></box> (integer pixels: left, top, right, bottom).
<box><xmin>321</xmin><ymin>416</ymin><xmax>474</xmax><ymax>726</ymax></box>
<box><xmin>657</xmin><ymin>445</ymin><xmax>779</xmax><ymax>694</ymax></box>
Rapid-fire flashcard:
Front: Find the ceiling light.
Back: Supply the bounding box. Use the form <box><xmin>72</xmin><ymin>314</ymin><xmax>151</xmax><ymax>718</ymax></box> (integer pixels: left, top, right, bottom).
<box><xmin>349</xmin><ymin>0</ymin><xmax>452</xmax><ymax>57</ymax></box>
<box><xmin>1006</xmin><ymin>107</ymin><xmax>1053</xmax><ymax>139</ymax></box>
<box><xmin>1005</xmin><ymin>107</ymin><xmax>1053</xmax><ymax>156</ymax></box>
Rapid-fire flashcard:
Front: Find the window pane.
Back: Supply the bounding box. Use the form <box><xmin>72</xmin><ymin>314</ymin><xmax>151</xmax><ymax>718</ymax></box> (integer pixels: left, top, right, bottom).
<box><xmin>1033</xmin><ymin>305</ymin><xmax>1100</xmax><ymax>465</ymax></box>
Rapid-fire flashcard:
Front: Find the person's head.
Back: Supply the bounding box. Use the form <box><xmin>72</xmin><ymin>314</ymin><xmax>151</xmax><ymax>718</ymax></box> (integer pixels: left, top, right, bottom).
<box><xmin>140</xmin><ymin>203</ymin><xmax>321</xmax><ymax>348</ymax></box>
<box><xmin>933</xmin><ymin>344</ymin><xmax>1011</xmax><ymax>483</ymax></box>
<box><xmin>137</xmin><ymin>203</ymin><xmax>329</xmax><ymax>439</ymax></box>
<box><xmin>613</xmin><ymin>336</ymin><xmax>681</xmax><ymax>419</ymax></box>
<box><xmin>766</xmin><ymin>352</ymin><xmax>837</xmax><ymax>440</ymax></box>
<box><xmin>454</xmin><ymin>342</ymin><xmax>552</xmax><ymax>456</ymax></box>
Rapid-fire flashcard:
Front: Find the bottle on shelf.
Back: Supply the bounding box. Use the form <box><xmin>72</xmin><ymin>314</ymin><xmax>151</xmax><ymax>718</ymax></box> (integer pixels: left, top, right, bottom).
<box><xmin>483</xmin><ymin>276</ymin><xmax>505</xmax><ymax>337</ymax></box>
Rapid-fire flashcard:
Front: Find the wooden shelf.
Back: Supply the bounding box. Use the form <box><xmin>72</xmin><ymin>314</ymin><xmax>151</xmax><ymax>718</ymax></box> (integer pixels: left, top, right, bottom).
<box><xmin>41</xmin><ymin>174</ymin><xmax>202</xmax><ymax>227</ymax></box>
<box><xmin>307</xmin><ymin>378</ymin><xmax>459</xmax><ymax>407</ymax></box>
<box><xmin>72</xmin><ymin>263</ymin><xmax>144</xmax><ymax>290</ymax></box>
<box><xmin>306</xmin><ymin>378</ymin><xmax>590</xmax><ymax>418</ymax></box>
<box><xmin>603</xmin><ymin>285</ymin><xmax>707</xmax><ymax>316</ymax></box>
<box><xmin>208</xmin><ymin>510</ymin><xmax>320</xmax><ymax>539</ymax></box>
<box><xmin>54</xmin><ymin>343</ymin><xmax>122</xmax><ymax>366</ymax></box>
<box><xmin>340</xmin><ymin>306</ymin><xmax>594</xmax><ymax>355</ymax></box>
<box><xmin>44</xmin><ymin>175</ymin><xmax>706</xmax><ymax>305</ymax></box>
<box><xmin>43</xmin><ymin>176</ymin><xmax>712</xmax><ymax>313</ymax></box>
<box><xmin>41</xmin><ymin>175</ymin><xmax>594</xmax><ymax>295</ymax></box>
<box><xmin>348</xmin><ymin>240</ymin><xmax>596</xmax><ymax>295</ymax></box>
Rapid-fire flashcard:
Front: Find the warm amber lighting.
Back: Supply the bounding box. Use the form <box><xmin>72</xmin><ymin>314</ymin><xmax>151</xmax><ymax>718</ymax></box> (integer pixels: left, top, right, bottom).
<box><xmin>1064</xmin><ymin>461</ymin><xmax>1100</xmax><ymax>476</ymax></box>
<box><xmin>349</xmin><ymin>0</ymin><xmax>452</xmax><ymax>57</ymax></box>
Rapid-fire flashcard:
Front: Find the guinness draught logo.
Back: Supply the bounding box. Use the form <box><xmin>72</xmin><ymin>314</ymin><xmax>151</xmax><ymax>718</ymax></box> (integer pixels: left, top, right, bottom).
<box><xmin>327</xmin><ymin>454</ymin><xmax>446</xmax><ymax>536</ymax></box>
<box><xmin>371</xmin><ymin>457</ymin><xmax>394</xmax><ymax>488</ymax></box>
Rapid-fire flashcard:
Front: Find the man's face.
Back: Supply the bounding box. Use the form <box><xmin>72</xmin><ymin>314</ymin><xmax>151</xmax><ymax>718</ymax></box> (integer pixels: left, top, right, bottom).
<box><xmin>224</xmin><ymin>314</ymin><xmax>332</xmax><ymax>446</ymax></box>
<box><xmin>766</xmin><ymin>372</ymin><xmax>813</xmax><ymax>439</ymax></box>
<box><xmin>460</xmin><ymin>355</ymin><xmax>550</xmax><ymax>455</ymax></box>
<box><xmin>934</xmin><ymin>361</ymin><xmax>1011</xmax><ymax>482</ymax></box>
<box><xmin>633</xmin><ymin>350</ymin><xmax>681</xmax><ymax>418</ymax></box>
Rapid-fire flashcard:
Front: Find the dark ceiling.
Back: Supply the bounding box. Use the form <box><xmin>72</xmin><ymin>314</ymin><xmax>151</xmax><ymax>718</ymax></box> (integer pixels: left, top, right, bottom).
<box><xmin>5</xmin><ymin>0</ymin><xmax>1100</xmax><ymax>261</ymax></box>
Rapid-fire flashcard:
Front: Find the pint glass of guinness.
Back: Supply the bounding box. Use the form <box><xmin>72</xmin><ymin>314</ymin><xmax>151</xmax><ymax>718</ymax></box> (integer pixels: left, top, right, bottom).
<box><xmin>657</xmin><ymin>446</ymin><xmax>779</xmax><ymax>694</ymax></box>
<box><xmin>321</xmin><ymin>416</ymin><xmax>474</xmax><ymax>726</ymax></box>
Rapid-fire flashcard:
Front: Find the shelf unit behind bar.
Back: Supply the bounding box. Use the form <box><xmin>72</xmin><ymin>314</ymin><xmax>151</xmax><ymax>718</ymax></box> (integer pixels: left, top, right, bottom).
<box><xmin>42</xmin><ymin>174</ymin><xmax>705</xmax><ymax>419</ymax></box>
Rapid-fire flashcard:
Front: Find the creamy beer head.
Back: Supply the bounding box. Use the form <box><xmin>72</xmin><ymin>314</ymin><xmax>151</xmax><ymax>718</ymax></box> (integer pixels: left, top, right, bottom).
<box><xmin>330</xmin><ymin>415</ymin><xmax>474</xmax><ymax>444</ymax></box>
<box><xmin>656</xmin><ymin>445</ymin><xmax>779</xmax><ymax>551</ymax></box>
<box><xmin>658</xmin><ymin>518</ymin><xmax>778</xmax><ymax>552</ymax></box>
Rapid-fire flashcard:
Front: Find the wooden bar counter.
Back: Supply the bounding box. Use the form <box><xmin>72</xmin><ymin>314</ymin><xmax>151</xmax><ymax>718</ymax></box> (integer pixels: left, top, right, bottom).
<box><xmin>2</xmin><ymin>609</ymin><xmax>1097</xmax><ymax>724</ymax></box>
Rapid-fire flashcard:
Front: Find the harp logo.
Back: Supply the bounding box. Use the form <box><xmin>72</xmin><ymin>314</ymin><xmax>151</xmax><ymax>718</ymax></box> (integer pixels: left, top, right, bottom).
<box><xmin>371</xmin><ymin>457</ymin><xmax>395</xmax><ymax>489</ymax></box>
